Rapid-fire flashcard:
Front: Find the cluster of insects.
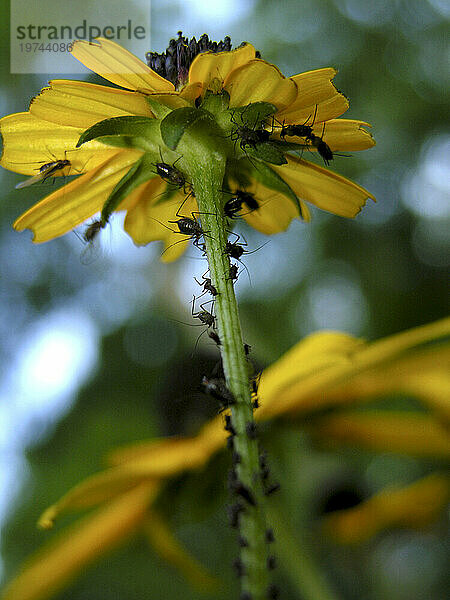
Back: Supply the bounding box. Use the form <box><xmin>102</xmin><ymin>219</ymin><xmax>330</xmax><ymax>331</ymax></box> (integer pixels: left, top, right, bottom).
<box><xmin>229</xmin><ymin>102</ymin><xmax>337</xmax><ymax>166</ymax></box>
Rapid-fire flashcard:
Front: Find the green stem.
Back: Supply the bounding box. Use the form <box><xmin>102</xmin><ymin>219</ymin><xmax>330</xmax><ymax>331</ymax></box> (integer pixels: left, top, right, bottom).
<box><xmin>179</xmin><ymin>134</ymin><xmax>271</xmax><ymax>599</ymax></box>
<box><xmin>269</xmin><ymin>505</ymin><xmax>342</xmax><ymax>600</ymax></box>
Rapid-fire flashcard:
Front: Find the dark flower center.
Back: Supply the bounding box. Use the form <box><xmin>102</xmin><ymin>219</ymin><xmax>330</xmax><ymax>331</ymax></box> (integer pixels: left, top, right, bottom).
<box><xmin>146</xmin><ymin>32</ymin><xmax>250</xmax><ymax>89</ymax></box>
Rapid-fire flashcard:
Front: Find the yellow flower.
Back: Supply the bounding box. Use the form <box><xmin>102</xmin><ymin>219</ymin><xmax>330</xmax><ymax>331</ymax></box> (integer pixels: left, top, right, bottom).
<box><xmin>322</xmin><ymin>473</ymin><xmax>450</xmax><ymax>545</ymax></box>
<box><xmin>1</xmin><ymin>34</ymin><xmax>375</xmax><ymax>260</ymax></box>
<box><xmin>2</xmin><ymin>317</ymin><xmax>449</xmax><ymax>600</ymax></box>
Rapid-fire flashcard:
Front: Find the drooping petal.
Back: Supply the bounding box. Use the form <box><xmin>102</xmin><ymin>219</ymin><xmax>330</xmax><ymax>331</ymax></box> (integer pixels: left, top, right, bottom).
<box><xmin>107</xmin><ymin>434</ymin><xmax>221</xmax><ymax>475</ymax></box>
<box><xmin>259</xmin><ymin>317</ymin><xmax>450</xmax><ymax>419</ymax></box>
<box><xmin>258</xmin><ymin>332</ymin><xmax>365</xmax><ymax>419</ymax></box>
<box><xmin>143</xmin><ymin>511</ymin><xmax>218</xmax><ymax>590</ymax></box>
<box><xmin>323</xmin><ymin>473</ymin><xmax>450</xmax><ymax>545</ymax></box>
<box><xmin>14</xmin><ymin>150</ymin><xmax>142</xmax><ymax>242</ymax></box>
<box><xmin>39</xmin><ymin>433</ymin><xmax>222</xmax><ymax>528</ymax></box>
<box><xmin>30</xmin><ymin>80</ymin><xmax>153</xmax><ymax>128</ymax></box>
<box><xmin>1</xmin><ymin>483</ymin><xmax>156</xmax><ymax>600</ymax></box>
<box><xmin>228</xmin><ymin>181</ymin><xmax>304</xmax><ymax>233</ymax></box>
<box><xmin>71</xmin><ymin>38</ymin><xmax>174</xmax><ymax>93</ymax></box>
<box><xmin>188</xmin><ymin>42</ymin><xmax>256</xmax><ymax>88</ymax></box>
<box><xmin>288</xmin><ymin>68</ymin><xmax>340</xmax><ymax>110</ymax></box>
<box><xmin>272</xmin><ymin>119</ymin><xmax>375</xmax><ymax>152</ymax></box>
<box><xmin>316</xmin><ymin>119</ymin><xmax>375</xmax><ymax>151</ymax></box>
<box><xmin>109</xmin><ymin>416</ymin><xmax>227</xmax><ymax>469</ymax></box>
<box><xmin>318</xmin><ymin>346</ymin><xmax>450</xmax><ymax>426</ymax></box>
<box><xmin>0</xmin><ymin>112</ymin><xmax>118</xmax><ymax>175</ymax></box>
<box><xmin>38</xmin><ymin>469</ymin><xmax>160</xmax><ymax>529</ymax></box>
<box><xmin>278</xmin><ymin>94</ymin><xmax>350</xmax><ymax>125</ymax></box>
<box><xmin>402</xmin><ymin>373</ymin><xmax>450</xmax><ymax>426</ymax></box>
<box><xmin>311</xmin><ymin>411</ymin><xmax>450</xmax><ymax>458</ymax></box>
<box><xmin>124</xmin><ymin>191</ymin><xmax>198</xmax><ymax>262</ymax></box>
<box><xmin>224</xmin><ymin>60</ymin><xmax>297</xmax><ymax>110</ymax></box>
<box><xmin>243</xmin><ymin>190</ymin><xmax>303</xmax><ymax>233</ymax></box>
<box><xmin>273</xmin><ymin>155</ymin><xmax>375</xmax><ymax>218</ymax></box>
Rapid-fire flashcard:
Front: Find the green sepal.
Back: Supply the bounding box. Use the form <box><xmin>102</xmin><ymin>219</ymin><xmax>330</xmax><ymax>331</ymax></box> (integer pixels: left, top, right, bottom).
<box><xmin>76</xmin><ymin>116</ymin><xmax>156</xmax><ymax>147</ymax></box>
<box><xmin>201</xmin><ymin>89</ymin><xmax>231</xmax><ymax>115</ymax></box>
<box><xmin>245</xmin><ymin>160</ymin><xmax>303</xmax><ymax>217</ymax></box>
<box><xmin>94</xmin><ymin>135</ymin><xmax>154</xmax><ymax>152</ymax></box>
<box><xmin>246</xmin><ymin>142</ymin><xmax>287</xmax><ymax>165</ymax></box>
<box><xmin>160</xmin><ymin>107</ymin><xmax>216</xmax><ymax>150</ymax></box>
<box><xmin>144</xmin><ymin>97</ymin><xmax>173</xmax><ymax>119</ymax></box>
<box><xmin>231</xmin><ymin>102</ymin><xmax>277</xmax><ymax>126</ymax></box>
<box><xmin>100</xmin><ymin>154</ymin><xmax>156</xmax><ymax>225</ymax></box>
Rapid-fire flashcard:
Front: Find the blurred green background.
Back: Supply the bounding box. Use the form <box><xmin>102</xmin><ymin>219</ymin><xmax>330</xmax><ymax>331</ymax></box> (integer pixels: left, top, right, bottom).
<box><xmin>0</xmin><ymin>0</ymin><xmax>448</xmax><ymax>599</ymax></box>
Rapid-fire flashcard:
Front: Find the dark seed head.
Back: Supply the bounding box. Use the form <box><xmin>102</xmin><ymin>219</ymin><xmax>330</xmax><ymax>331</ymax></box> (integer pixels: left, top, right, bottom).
<box><xmin>146</xmin><ymin>32</ymin><xmax>235</xmax><ymax>88</ymax></box>
<box><xmin>267</xmin><ymin>555</ymin><xmax>276</xmax><ymax>570</ymax></box>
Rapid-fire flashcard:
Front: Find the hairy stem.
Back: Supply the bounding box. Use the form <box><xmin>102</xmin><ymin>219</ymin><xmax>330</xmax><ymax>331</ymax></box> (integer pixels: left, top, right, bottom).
<box><xmin>180</xmin><ymin>135</ymin><xmax>271</xmax><ymax>599</ymax></box>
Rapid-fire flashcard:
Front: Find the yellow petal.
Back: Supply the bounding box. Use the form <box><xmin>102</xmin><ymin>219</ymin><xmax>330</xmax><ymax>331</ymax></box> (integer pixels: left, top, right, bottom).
<box><xmin>402</xmin><ymin>372</ymin><xmax>450</xmax><ymax>426</ymax></box>
<box><xmin>39</xmin><ymin>434</ymin><xmax>217</xmax><ymax>527</ymax></box>
<box><xmin>124</xmin><ymin>192</ymin><xmax>197</xmax><ymax>262</ymax></box>
<box><xmin>143</xmin><ymin>511</ymin><xmax>218</xmax><ymax>590</ymax></box>
<box><xmin>243</xmin><ymin>189</ymin><xmax>301</xmax><ymax>233</ymax></box>
<box><xmin>258</xmin><ymin>332</ymin><xmax>365</xmax><ymax>417</ymax></box>
<box><xmin>311</xmin><ymin>411</ymin><xmax>450</xmax><ymax>457</ymax></box>
<box><xmin>188</xmin><ymin>42</ymin><xmax>256</xmax><ymax>88</ymax></box>
<box><xmin>1</xmin><ymin>483</ymin><xmax>156</xmax><ymax>600</ymax></box>
<box><xmin>226</xmin><ymin>178</ymin><xmax>303</xmax><ymax>234</ymax></box>
<box><xmin>30</xmin><ymin>80</ymin><xmax>153</xmax><ymax>128</ymax></box>
<box><xmin>14</xmin><ymin>150</ymin><xmax>142</xmax><ymax>242</ymax></box>
<box><xmin>273</xmin><ymin>119</ymin><xmax>375</xmax><ymax>152</ymax></box>
<box><xmin>107</xmin><ymin>434</ymin><xmax>221</xmax><ymax>475</ymax></box>
<box><xmin>359</xmin><ymin>317</ymin><xmax>450</xmax><ymax>365</ymax></box>
<box><xmin>276</xmin><ymin>68</ymin><xmax>349</xmax><ymax>123</ymax></box>
<box><xmin>273</xmin><ymin>155</ymin><xmax>375</xmax><ymax>218</ymax></box>
<box><xmin>317</xmin><ymin>119</ymin><xmax>375</xmax><ymax>151</ymax></box>
<box><xmin>71</xmin><ymin>38</ymin><xmax>174</xmax><ymax>92</ymax></box>
<box><xmin>39</xmin><ymin>469</ymin><xmax>160</xmax><ymax>529</ymax></box>
<box><xmin>179</xmin><ymin>82</ymin><xmax>203</xmax><ymax>103</ymax></box>
<box><xmin>0</xmin><ymin>112</ymin><xmax>117</xmax><ymax>175</ymax></box>
<box><xmin>259</xmin><ymin>317</ymin><xmax>450</xmax><ymax>418</ymax></box>
<box><xmin>224</xmin><ymin>60</ymin><xmax>297</xmax><ymax>110</ymax></box>
<box><xmin>278</xmin><ymin>93</ymin><xmax>350</xmax><ymax>125</ymax></box>
<box><xmin>320</xmin><ymin>345</ymin><xmax>450</xmax><ymax>425</ymax></box>
<box><xmin>323</xmin><ymin>473</ymin><xmax>450</xmax><ymax>545</ymax></box>
<box><xmin>287</xmin><ymin>68</ymin><xmax>340</xmax><ymax>111</ymax></box>
<box><xmin>140</xmin><ymin>92</ymin><xmax>191</xmax><ymax>111</ymax></box>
